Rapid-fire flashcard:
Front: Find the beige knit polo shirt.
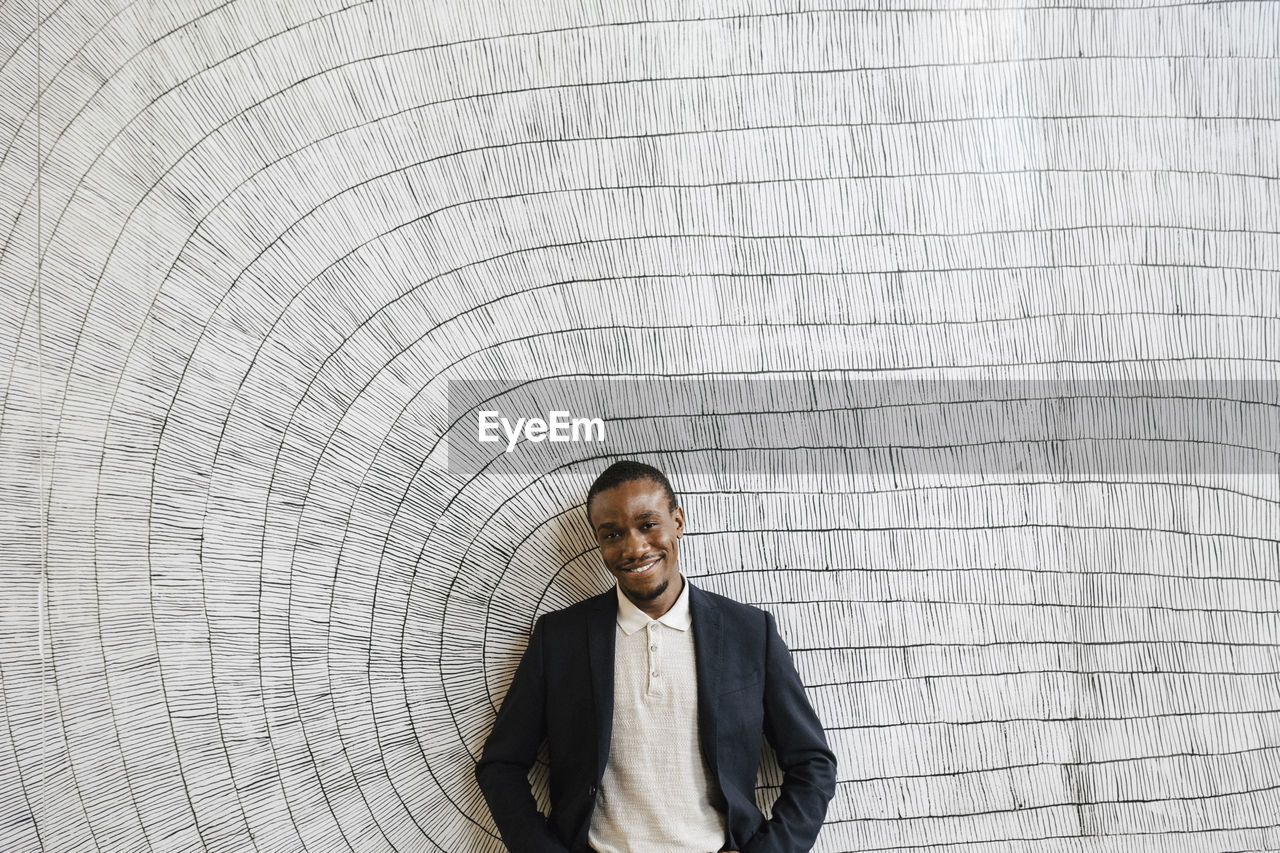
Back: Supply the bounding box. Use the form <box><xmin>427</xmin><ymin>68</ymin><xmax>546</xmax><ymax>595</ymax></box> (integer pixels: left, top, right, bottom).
<box><xmin>587</xmin><ymin>577</ymin><xmax>728</xmax><ymax>853</ymax></box>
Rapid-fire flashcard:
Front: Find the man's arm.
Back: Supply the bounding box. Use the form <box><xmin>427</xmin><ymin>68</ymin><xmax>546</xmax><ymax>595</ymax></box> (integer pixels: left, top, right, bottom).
<box><xmin>475</xmin><ymin>617</ymin><xmax>571</xmax><ymax>853</ymax></box>
<box><xmin>743</xmin><ymin>610</ymin><xmax>838</xmax><ymax>853</ymax></box>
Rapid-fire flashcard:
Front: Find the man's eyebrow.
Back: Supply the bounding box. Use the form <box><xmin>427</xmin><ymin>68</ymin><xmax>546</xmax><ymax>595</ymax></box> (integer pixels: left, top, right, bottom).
<box><xmin>595</xmin><ymin>510</ymin><xmax>660</xmax><ymax>531</ymax></box>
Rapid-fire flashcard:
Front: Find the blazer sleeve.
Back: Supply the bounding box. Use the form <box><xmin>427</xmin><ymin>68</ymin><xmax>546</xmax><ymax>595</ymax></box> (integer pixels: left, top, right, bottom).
<box><xmin>743</xmin><ymin>610</ymin><xmax>838</xmax><ymax>853</ymax></box>
<box><xmin>474</xmin><ymin>617</ymin><xmax>572</xmax><ymax>853</ymax></box>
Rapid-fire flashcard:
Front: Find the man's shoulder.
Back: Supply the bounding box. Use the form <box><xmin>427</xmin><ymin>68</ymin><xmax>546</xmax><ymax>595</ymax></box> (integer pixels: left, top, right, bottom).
<box><xmin>689</xmin><ymin>582</ymin><xmax>773</xmax><ymax>632</ymax></box>
<box><xmin>690</xmin><ymin>582</ymin><xmax>754</xmax><ymax>612</ymax></box>
<box><xmin>536</xmin><ymin>587</ymin><xmax>614</xmax><ymax>628</ymax></box>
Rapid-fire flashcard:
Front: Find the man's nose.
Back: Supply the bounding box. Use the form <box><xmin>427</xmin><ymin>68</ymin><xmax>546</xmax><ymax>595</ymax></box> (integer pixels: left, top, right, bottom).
<box><xmin>620</xmin><ymin>529</ymin><xmax>646</xmax><ymax>558</ymax></box>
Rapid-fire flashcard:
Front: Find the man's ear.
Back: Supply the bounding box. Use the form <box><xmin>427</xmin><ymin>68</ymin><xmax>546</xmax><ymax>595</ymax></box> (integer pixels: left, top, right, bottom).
<box><xmin>673</xmin><ymin>506</ymin><xmax>685</xmax><ymax>537</ymax></box>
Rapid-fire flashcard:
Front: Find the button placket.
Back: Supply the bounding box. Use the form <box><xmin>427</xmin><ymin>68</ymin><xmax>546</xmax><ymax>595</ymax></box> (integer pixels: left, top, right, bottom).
<box><xmin>647</xmin><ymin>622</ymin><xmax>660</xmax><ymax>682</ymax></box>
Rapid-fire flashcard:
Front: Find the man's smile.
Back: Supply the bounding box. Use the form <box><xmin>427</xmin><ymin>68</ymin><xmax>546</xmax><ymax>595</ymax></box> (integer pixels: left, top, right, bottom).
<box><xmin>618</xmin><ymin>555</ymin><xmax>662</xmax><ymax>574</ymax></box>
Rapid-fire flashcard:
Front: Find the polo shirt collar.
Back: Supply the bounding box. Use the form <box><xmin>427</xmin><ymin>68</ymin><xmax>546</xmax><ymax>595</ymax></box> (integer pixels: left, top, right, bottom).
<box><xmin>615</xmin><ymin>574</ymin><xmax>692</xmax><ymax>635</ymax></box>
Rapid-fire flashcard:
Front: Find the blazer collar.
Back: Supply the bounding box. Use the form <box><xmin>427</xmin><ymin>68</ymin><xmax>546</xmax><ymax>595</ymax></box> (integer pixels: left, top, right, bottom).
<box><xmin>688</xmin><ymin>583</ymin><xmax>724</xmax><ymax>698</ymax></box>
<box><xmin>690</xmin><ymin>584</ymin><xmax>725</xmax><ymax>783</ymax></box>
<box><xmin>587</xmin><ymin>589</ymin><xmax>616</xmax><ymax>782</ymax></box>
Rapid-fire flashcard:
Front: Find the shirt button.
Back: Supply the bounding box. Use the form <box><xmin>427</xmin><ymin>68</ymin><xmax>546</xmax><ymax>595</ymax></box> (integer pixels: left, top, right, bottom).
<box><xmin>649</xmin><ymin>644</ymin><xmax>658</xmax><ymax>651</ymax></box>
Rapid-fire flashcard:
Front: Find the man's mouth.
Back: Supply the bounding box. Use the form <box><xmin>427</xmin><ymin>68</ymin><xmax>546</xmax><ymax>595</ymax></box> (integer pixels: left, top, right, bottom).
<box><xmin>619</xmin><ymin>556</ymin><xmax>661</xmax><ymax>574</ymax></box>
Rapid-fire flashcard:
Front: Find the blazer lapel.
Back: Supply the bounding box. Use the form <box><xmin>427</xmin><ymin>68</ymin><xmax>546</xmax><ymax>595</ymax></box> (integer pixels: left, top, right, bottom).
<box><xmin>690</xmin><ymin>584</ymin><xmax>724</xmax><ymax>778</ymax></box>
<box><xmin>586</xmin><ymin>589</ymin><xmax>616</xmax><ymax>782</ymax></box>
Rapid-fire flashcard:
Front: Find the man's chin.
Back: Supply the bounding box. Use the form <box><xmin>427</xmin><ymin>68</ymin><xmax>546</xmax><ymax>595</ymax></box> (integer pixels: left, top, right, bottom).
<box><xmin>620</xmin><ymin>578</ymin><xmax>669</xmax><ymax>603</ymax></box>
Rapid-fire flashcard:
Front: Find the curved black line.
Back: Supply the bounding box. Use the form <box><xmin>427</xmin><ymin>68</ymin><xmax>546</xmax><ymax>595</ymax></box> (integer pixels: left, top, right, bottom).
<box><xmin>805</xmin><ymin>667</ymin><xmax>1280</xmax><ymax>689</ymax></box>
<box><xmin>825</xmin><ymin>780</ymin><xmax>1280</xmax><ymax>823</ymax></box>
<box><xmin>821</xmin><ymin>706</ymin><xmax>1280</xmax><ymax>731</ymax></box>
<box><xmin>0</xmin><ymin>653</ymin><xmax>44</xmax><ymax>849</ymax></box>
<box><xmin>821</xmin><ymin>818</ymin><xmax>1280</xmax><ymax>852</ymax></box>
<box><xmin>830</xmin><ymin>742</ymin><xmax>1280</xmax><ymax>786</ymax></box>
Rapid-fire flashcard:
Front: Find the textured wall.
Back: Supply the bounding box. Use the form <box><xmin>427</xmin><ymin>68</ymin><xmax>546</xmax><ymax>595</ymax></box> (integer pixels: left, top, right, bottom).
<box><xmin>2</xmin><ymin>2</ymin><xmax>1279</xmax><ymax>851</ymax></box>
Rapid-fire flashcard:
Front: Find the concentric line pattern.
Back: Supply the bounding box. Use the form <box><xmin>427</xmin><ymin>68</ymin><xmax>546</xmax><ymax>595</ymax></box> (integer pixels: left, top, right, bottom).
<box><xmin>2</xmin><ymin>1</ymin><xmax>1279</xmax><ymax>851</ymax></box>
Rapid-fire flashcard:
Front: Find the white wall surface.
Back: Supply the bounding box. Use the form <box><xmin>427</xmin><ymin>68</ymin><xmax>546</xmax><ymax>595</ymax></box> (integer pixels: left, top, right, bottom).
<box><xmin>2</xmin><ymin>2</ymin><xmax>1278</xmax><ymax>851</ymax></box>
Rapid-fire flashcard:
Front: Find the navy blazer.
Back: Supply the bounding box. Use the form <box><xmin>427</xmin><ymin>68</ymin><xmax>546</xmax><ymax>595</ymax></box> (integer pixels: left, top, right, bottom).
<box><xmin>476</xmin><ymin>582</ymin><xmax>837</xmax><ymax>852</ymax></box>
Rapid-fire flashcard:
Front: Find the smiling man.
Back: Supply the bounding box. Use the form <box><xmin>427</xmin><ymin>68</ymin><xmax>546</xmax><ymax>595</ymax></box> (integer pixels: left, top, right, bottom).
<box><xmin>476</xmin><ymin>461</ymin><xmax>837</xmax><ymax>853</ymax></box>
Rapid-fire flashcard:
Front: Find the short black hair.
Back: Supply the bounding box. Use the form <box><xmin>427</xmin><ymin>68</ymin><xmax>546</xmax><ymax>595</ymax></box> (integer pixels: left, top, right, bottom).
<box><xmin>586</xmin><ymin>460</ymin><xmax>679</xmax><ymax>526</ymax></box>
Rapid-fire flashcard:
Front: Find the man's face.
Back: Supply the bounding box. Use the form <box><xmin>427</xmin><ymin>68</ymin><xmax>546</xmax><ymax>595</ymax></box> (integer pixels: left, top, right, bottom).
<box><xmin>589</xmin><ymin>477</ymin><xmax>685</xmax><ymax>615</ymax></box>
